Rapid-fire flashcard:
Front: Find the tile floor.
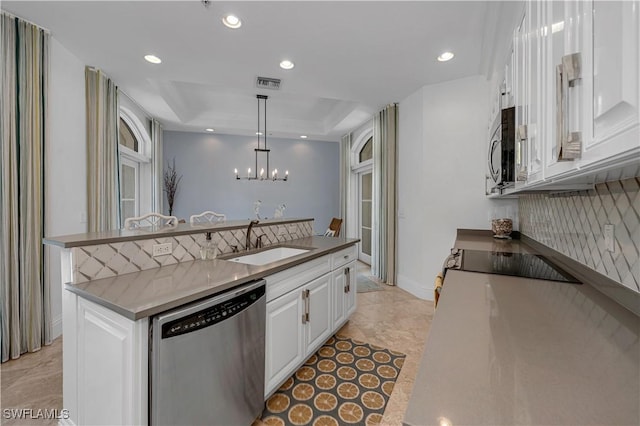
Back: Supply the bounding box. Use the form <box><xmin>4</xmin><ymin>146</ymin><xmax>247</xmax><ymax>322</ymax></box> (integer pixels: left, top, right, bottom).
<box><xmin>0</xmin><ymin>263</ymin><xmax>434</xmax><ymax>426</ymax></box>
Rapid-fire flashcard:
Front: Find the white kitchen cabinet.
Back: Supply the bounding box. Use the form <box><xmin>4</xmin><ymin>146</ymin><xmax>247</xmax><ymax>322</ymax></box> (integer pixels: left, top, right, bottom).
<box><xmin>580</xmin><ymin>0</ymin><xmax>640</xmax><ymax>170</ymax></box>
<box><xmin>305</xmin><ymin>273</ymin><xmax>332</xmax><ymax>351</ymax></box>
<box><xmin>64</xmin><ymin>295</ymin><xmax>148</xmax><ymax>426</ymax></box>
<box><xmin>514</xmin><ymin>1</ymin><xmax>546</xmax><ymax>187</ymax></box>
<box><xmin>331</xmin><ymin>261</ymin><xmax>357</xmax><ymax>329</ymax></box>
<box><xmin>264</xmin><ymin>245</ymin><xmax>358</xmax><ymax>397</ymax></box>
<box><xmin>543</xmin><ymin>0</ymin><xmax>587</xmax><ymax>180</ymax></box>
<box><xmin>265</xmin><ymin>286</ymin><xmax>305</xmax><ymax>395</ymax></box>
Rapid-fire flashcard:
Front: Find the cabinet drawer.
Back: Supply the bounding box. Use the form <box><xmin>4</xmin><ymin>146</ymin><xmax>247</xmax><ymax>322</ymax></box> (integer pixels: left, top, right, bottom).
<box><xmin>266</xmin><ymin>255</ymin><xmax>331</xmax><ymax>302</ymax></box>
<box><xmin>331</xmin><ymin>245</ymin><xmax>357</xmax><ymax>269</ymax></box>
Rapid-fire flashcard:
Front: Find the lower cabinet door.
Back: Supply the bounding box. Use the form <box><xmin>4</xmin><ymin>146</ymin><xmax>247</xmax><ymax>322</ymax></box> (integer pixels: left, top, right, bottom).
<box><xmin>265</xmin><ymin>289</ymin><xmax>305</xmax><ymax>396</ymax></box>
<box><xmin>331</xmin><ymin>268</ymin><xmax>346</xmax><ymax>329</ymax></box>
<box><xmin>344</xmin><ymin>262</ymin><xmax>357</xmax><ymax>317</ymax></box>
<box><xmin>305</xmin><ymin>273</ymin><xmax>332</xmax><ymax>352</ymax></box>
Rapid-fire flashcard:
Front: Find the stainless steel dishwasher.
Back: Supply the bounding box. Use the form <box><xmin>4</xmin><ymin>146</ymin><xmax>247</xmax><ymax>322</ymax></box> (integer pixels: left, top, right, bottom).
<box><xmin>150</xmin><ymin>279</ymin><xmax>266</xmax><ymax>426</ymax></box>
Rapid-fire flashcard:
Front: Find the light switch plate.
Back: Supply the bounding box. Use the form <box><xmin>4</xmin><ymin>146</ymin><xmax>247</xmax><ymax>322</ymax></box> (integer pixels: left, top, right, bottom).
<box><xmin>604</xmin><ymin>224</ymin><xmax>615</xmax><ymax>253</ymax></box>
<box><xmin>153</xmin><ymin>243</ymin><xmax>173</xmax><ymax>257</ymax></box>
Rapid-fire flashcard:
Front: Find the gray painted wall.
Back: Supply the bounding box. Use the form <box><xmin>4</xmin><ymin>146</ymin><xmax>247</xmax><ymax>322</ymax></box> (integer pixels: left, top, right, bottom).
<box><xmin>163</xmin><ymin>131</ymin><xmax>340</xmax><ymax>233</ymax></box>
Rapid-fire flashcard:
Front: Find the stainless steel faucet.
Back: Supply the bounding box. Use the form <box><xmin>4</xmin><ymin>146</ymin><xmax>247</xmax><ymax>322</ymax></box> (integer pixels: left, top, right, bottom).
<box><xmin>246</xmin><ymin>220</ymin><xmax>259</xmax><ymax>250</ymax></box>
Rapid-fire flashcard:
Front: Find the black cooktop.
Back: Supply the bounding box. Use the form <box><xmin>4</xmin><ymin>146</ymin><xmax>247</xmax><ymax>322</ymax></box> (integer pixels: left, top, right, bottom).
<box><xmin>460</xmin><ymin>249</ymin><xmax>581</xmax><ymax>283</ymax></box>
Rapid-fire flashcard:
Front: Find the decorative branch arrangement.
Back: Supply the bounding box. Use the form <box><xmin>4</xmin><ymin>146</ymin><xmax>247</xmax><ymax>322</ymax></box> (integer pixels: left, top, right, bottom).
<box><xmin>164</xmin><ymin>158</ymin><xmax>182</xmax><ymax>216</ymax></box>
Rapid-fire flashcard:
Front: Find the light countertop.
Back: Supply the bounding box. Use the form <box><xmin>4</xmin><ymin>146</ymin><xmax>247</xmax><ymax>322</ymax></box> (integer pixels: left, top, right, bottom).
<box><xmin>44</xmin><ymin>217</ymin><xmax>312</xmax><ymax>248</ymax></box>
<box><xmin>66</xmin><ymin>236</ymin><xmax>358</xmax><ymax>320</ymax></box>
<box><xmin>404</xmin><ymin>270</ymin><xmax>639</xmax><ymax>425</ymax></box>
<box><xmin>404</xmin><ymin>232</ymin><xmax>640</xmax><ymax>425</ymax></box>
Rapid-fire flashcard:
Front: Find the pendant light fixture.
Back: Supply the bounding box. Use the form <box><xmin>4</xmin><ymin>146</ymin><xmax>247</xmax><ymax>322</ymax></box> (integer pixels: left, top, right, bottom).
<box><xmin>235</xmin><ymin>95</ymin><xmax>288</xmax><ymax>181</ymax></box>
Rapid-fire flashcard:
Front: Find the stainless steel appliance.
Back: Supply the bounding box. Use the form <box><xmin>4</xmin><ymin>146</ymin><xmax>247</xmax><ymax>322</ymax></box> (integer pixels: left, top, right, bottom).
<box><xmin>443</xmin><ymin>248</ymin><xmax>580</xmax><ymax>284</ymax></box>
<box><xmin>487</xmin><ymin>106</ymin><xmax>516</xmax><ymax>194</ymax></box>
<box><xmin>150</xmin><ymin>280</ymin><xmax>266</xmax><ymax>426</ymax></box>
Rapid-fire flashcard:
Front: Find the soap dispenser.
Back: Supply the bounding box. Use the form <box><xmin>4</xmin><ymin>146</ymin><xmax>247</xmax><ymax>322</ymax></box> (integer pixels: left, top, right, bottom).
<box><xmin>200</xmin><ymin>233</ymin><xmax>217</xmax><ymax>260</ymax></box>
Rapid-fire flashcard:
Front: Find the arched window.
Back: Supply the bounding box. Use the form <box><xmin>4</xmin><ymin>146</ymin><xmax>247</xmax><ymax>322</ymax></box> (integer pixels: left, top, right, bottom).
<box><xmin>359</xmin><ymin>137</ymin><xmax>372</xmax><ymax>163</ymax></box>
<box><xmin>119</xmin><ymin>107</ymin><xmax>151</xmax><ymax>222</ymax></box>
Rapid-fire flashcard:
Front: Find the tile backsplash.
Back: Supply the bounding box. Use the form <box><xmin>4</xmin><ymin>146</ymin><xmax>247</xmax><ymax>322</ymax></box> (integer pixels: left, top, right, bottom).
<box><xmin>519</xmin><ymin>178</ymin><xmax>639</xmax><ymax>293</ymax></box>
<box><xmin>70</xmin><ymin>220</ymin><xmax>314</xmax><ymax>284</ymax></box>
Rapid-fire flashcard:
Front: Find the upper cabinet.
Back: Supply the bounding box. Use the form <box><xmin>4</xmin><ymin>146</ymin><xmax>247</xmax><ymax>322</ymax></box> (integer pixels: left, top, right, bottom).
<box><xmin>491</xmin><ymin>0</ymin><xmax>640</xmax><ymax>196</ymax></box>
<box><xmin>581</xmin><ymin>1</ymin><xmax>640</xmax><ymax>169</ymax></box>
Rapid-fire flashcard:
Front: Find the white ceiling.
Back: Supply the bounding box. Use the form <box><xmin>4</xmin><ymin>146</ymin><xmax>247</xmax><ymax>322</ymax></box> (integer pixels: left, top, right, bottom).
<box><xmin>2</xmin><ymin>1</ymin><xmax>522</xmax><ymax>141</ymax></box>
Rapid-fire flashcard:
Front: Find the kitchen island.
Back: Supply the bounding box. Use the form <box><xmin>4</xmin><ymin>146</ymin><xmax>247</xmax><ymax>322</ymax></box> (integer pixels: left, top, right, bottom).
<box><xmin>44</xmin><ymin>218</ymin><xmax>359</xmax><ymax>426</ymax></box>
<box><xmin>404</xmin><ymin>231</ymin><xmax>640</xmax><ymax>425</ymax></box>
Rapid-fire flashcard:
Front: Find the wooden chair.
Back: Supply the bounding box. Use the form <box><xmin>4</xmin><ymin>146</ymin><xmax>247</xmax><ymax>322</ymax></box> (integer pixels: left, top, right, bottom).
<box><xmin>189</xmin><ymin>211</ymin><xmax>226</xmax><ymax>225</ymax></box>
<box><xmin>324</xmin><ymin>218</ymin><xmax>342</xmax><ymax>237</ymax></box>
<box><xmin>124</xmin><ymin>213</ymin><xmax>178</xmax><ymax>230</ymax></box>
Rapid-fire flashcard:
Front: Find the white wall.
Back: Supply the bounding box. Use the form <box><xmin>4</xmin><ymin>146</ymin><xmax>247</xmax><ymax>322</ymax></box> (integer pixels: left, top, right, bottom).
<box><xmin>397</xmin><ymin>76</ymin><xmax>517</xmax><ymax>300</ymax></box>
<box><xmin>45</xmin><ymin>39</ymin><xmax>87</xmax><ymax>338</ymax></box>
<box><xmin>163</xmin><ymin>131</ymin><xmax>341</xmax><ymax>233</ymax></box>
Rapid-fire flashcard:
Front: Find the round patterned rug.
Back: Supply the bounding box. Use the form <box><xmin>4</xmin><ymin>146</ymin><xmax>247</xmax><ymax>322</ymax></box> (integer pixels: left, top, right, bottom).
<box><xmin>261</xmin><ymin>335</ymin><xmax>406</xmax><ymax>426</ymax></box>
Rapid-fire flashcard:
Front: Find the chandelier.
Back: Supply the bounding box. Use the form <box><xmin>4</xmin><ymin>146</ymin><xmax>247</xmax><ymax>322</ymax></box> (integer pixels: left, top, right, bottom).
<box><xmin>234</xmin><ymin>95</ymin><xmax>288</xmax><ymax>181</ymax></box>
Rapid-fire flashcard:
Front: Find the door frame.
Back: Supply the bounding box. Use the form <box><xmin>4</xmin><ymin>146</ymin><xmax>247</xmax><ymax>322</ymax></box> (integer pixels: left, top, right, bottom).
<box><xmin>356</xmin><ymin>169</ymin><xmax>372</xmax><ymax>265</ymax></box>
<box><xmin>349</xmin><ymin>123</ymin><xmax>374</xmax><ymax>266</ymax></box>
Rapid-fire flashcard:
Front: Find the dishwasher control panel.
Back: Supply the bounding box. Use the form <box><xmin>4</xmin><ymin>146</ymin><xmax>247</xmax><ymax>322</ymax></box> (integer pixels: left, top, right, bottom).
<box><xmin>161</xmin><ymin>285</ymin><xmax>265</xmax><ymax>339</ymax></box>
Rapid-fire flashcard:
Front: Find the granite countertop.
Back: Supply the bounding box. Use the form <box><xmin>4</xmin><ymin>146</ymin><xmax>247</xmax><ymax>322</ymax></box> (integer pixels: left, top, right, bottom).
<box><xmin>404</xmin><ymin>232</ymin><xmax>640</xmax><ymax>426</ymax></box>
<box><xmin>66</xmin><ymin>236</ymin><xmax>358</xmax><ymax>320</ymax></box>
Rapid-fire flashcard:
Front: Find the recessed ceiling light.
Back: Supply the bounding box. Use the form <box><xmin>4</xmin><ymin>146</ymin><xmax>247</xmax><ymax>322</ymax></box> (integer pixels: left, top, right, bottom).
<box><xmin>280</xmin><ymin>60</ymin><xmax>295</xmax><ymax>70</ymax></box>
<box><xmin>437</xmin><ymin>51</ymin><xmax>455</xmax><ymax>62</ymax></box>
<box><xmin>144</xmin><ymin>54</ymin><xmax>162</xmax><ymax>64</ymax></box>
<box><xmin>300</xmin><ymin>135</ymin><xmax>308</xmax><ymax>139</ymax></box>
<box><xmin>222</xmin><ymin>14</ymin><xmax>242</xmax><ymax>29</ymax></box>
<box><xmin>256</xmin><ymin>132</ymin><xmax>263</xmax><ymax>136</ymax></box>
<box><xmin>205</xmin><ymin>128</ymin><xmax>215</xmax><ymax>132</ymax></box>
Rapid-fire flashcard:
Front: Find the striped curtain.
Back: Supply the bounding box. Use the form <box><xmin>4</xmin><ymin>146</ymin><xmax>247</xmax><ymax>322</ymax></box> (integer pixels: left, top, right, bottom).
<box><xmin>151</xmin><ymin>118</ymin><xmax>163</xmax><ymax>213</ymax></box>
<box><xmin>372</xmin><ymin>104</ymin><xmax>398</xmax><ymax>284</ymax></box>
<box><xmin>340</xmin><ymin>132</ymin><xmax>351</xmax><ymax>236</ymax></box>
<box><xmin>0</xmin><ymin>13</ymin><xmax>51</xmax><ymax>362</ymax></box>
<box><xmin>85</xmin><ymin>67</ymin><xmax>121</xmax><ymax>231</ymax></box>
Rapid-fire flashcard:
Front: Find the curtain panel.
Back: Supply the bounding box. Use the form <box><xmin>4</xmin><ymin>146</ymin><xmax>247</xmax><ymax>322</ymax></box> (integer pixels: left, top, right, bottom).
<box><xmin>151</xmin><ymin>119</ymin><xmax>163</xmax><ymax>213</ymax></box>
<box><xmin>0</xmin><ymin>13</ymin><xmax>51</xmax><ymax>362</ymax></box>
<box><xmin>340</xmin><ymin>133</ymin><xmax>351</xmax><ymax>236</ymax></box>
<box><xmin>372</xmin><ymin>104</ymin><xmax>398</xmax><ymax>284</ymax></box>
<box><xmin>86</xmin><ymin>67</ymin><xmax>121</xmax><ymax>232</ymax></box>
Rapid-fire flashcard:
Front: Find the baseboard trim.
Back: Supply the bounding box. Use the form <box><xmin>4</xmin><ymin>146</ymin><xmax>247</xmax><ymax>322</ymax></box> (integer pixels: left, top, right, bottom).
<box><xmin>52</xmin><ymin>315</ymin><xmax>63</xmax><ymax>339</ymax></box>
<box><xmin>397</xmin><ymin>274</ymin><xmax>432</xmax><ymax>301</ymax></box>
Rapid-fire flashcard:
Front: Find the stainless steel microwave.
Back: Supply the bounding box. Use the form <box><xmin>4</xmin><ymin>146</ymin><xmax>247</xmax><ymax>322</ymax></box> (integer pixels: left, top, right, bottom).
<box><xmin>487</xmin><ymin>107</ymin><xmax>515</xmax><ymax>193</ymax></box>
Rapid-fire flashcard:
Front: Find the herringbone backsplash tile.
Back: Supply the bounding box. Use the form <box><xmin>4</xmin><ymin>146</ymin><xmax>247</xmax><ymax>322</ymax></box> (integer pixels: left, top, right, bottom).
<box><xmin>519</xmin><ymin>178</ymin><xmax>640</xmax><ymax>292</ymax></box>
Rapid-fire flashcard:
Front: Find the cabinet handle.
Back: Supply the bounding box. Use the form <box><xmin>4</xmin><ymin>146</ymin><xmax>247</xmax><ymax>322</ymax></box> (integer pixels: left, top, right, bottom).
<box><xmin>344</xmin><ymin>267</ymin><xmax>351</xmax><ymax>293</ymax></box>
<box><xmin>343</xmin><ymin>255</ymin><xmax>349</xmax><ymax>259</ymax></box>
<box><xmin>302</xmin><ymin>289</ymin><xmax>310</xmax><ymax>323</ymax></box>
<box><xmin>556</xmin><ymin>52</ymin><xmax>582</xmax><ymax>161</ymax></box>
<box><xmin>516</xmin><ymin>125</ymin><xmax>528</xmax><ymax>181</ymax></box>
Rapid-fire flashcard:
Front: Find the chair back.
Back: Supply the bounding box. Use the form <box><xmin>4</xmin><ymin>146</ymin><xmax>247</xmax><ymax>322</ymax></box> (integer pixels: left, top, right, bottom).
<box><xmin>327</xmin><ymin>218</ymin><xmax>342</xmax><ymax>237</ymax></box>
<box><xmin>124</xmin><ymin>213</ymin><xmax>178</xmax><ymax>230</ymax></box>
<box><xmin>190</xmin><ymin>211</ymin><xmax>226</xmax><ymax>225</ymax></box>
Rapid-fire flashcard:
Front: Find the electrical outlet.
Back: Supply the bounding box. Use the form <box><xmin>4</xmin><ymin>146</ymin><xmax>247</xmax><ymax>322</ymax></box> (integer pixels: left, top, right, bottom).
<box><xmin>604</xmin><ymin>224</ymin><xmax>615</xmax><ymax>253</ymax></box>
<box><xmin>152</xmin><ymin>243</ymin><xmax>173</xmax><ymax>257</ymax></box>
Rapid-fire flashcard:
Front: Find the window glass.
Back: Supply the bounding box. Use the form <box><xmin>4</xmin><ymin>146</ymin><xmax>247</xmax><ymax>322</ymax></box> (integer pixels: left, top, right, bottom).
<box><xmin>359</xmin><ymin>137</ymin><xmax>372</xmax><ymax>162</ymax></box>
<box><xmin>119</xmin><ymin>118</ymin><xmax>139</xmax><ymax>152</ymax></box>
<box><xmin>120</xmin><ymin>161</ymin><xmax>138</xmax><ymax>222</ymax></box>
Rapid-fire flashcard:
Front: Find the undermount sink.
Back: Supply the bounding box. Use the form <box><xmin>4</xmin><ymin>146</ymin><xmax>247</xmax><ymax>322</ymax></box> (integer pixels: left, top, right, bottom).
<box><xmin>226</xmin><ymin>247</ymin><xmax>311</xmax><ymax>266</ymax></box>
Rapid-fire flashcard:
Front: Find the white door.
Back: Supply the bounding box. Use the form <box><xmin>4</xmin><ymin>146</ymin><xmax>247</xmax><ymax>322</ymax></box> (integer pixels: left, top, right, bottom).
<box><xmin>358</xmin><ymin>171</ymin><xmax>372</xmax><ymax>264</ymax></box>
